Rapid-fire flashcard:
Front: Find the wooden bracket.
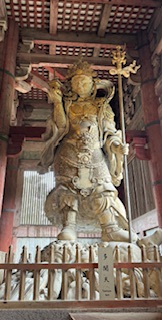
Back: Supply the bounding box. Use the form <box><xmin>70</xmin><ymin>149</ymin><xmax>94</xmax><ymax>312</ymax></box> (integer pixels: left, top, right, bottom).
<box><xmin>126</xmin><ymin>130</ymin><xmax>150</xmax><ymax>160</ymax></box>
<box><xmin>132</xmin><ymin>137</ymin><xmax>150</xmax><ymax>160</ymax></box>
<box><xmin>7</xmin><ymin>126</ymin><xmax>46</xmax><ymax>157</ymax></box>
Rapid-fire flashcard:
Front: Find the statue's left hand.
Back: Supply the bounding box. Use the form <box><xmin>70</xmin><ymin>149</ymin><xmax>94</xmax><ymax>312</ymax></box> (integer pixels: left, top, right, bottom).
<box><xmin>120</xmin><ymin>143</ymin><xmax>129</xmax><ymax>155</ymax></box>
<box><xmin>48</xmin><ymin>87</ymin><xmax>62</xmax><ymax>104</ymax></box>
<box><xmin>112</xmin><ymin>142</ymin><xmax>129</xmax><ymax>155</ymax></box>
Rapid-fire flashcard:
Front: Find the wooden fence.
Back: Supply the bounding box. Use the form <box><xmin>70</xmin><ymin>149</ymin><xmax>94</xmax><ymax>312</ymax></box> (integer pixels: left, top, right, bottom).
<box><xmin>0</xmin><ymin>244</ymin><xmax>162</xmax><ymax>309</ymax></box>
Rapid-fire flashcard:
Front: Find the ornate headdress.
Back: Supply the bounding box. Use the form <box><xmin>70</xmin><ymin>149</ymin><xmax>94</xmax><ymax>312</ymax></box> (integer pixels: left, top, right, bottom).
<box><xmin>66</xmin><ymin>57</ymin><xmax>97</xmax><ymax>79</ymax></box>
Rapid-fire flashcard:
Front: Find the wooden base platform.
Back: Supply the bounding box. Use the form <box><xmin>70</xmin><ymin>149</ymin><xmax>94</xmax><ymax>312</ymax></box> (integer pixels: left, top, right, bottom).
<box><xmin>70</xmin><ymin>313</ymin><xmax>162</xmax><ymax>320</ymax></box>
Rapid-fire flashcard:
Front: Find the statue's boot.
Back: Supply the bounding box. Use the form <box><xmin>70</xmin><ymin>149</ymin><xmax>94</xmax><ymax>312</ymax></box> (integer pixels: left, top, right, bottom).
<box><xmin>99</xmin><ymin>210</ymin><xmax>138</xmax><ymax>243</ymax></box>
<box><xmin>137</xmin><ymin>228</ymin><xmax>162</xmax><ymax>247</ymax></box>
<box><xmin>57</xmin><ymin>211</ymin><xmax>77</xmax><ymax>241</ymax></box>
<box><xmin>101</xmin><ymin>225</ymin><xmax>138</xmax><ymax>243</ymax></box>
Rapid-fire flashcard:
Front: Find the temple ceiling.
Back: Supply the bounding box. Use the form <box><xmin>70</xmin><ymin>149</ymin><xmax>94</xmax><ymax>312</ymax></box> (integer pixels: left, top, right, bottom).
<box><xmin>1</xmin><ymin>0</ymin><xmax>161</xmax><ymax>99</ymax></box>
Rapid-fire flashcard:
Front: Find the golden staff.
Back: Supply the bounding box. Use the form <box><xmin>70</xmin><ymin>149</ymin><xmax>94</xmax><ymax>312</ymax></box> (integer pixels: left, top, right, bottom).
<box><xmin>109</xmin><ymin>46</ymin><xmax>140</xmax><ymax>242</ymax></box>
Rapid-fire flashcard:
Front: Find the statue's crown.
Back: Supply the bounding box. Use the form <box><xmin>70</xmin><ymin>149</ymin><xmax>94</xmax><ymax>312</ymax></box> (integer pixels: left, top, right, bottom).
<box><xmin>66</xmin><ymin>57</ymin><xmax>97</xmax><ymax>79</ymax></box>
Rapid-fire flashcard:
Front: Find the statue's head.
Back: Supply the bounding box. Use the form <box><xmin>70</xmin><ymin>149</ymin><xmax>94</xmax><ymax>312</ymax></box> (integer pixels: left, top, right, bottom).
<box><xmin>66</xmin><ymin>58</ymin><xmax>97</xmax><ymax>98</ymax></box>
<box><xmin>65</xmin><ymin>57</ymin><xmax>115</xmax><ymax>100</ymax></box>
<box><xmin>66</xmin><ymin>58</ymin><xmax>97</xmax><ymax>80</ymax></box>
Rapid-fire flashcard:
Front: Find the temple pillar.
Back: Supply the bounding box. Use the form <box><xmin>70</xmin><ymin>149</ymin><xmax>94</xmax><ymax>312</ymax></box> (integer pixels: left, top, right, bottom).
<box><xmin>138</xmin><ymin>31</ymin><xmax>162</xmax><ymax>227</ymax></box>
<box><xmin>155</xmin><ymin>74</ymin><xmax>162</xmax><ymax>130</ymax></box>
<box><xmin>0</xmin><ymin>19</ymin><xmax>19</xmax><ymax>216</ymax></box>
<box><xmin>0</xmin><ymin>158</ymin><xmax>19</xmax><ymax>252</ymax></box>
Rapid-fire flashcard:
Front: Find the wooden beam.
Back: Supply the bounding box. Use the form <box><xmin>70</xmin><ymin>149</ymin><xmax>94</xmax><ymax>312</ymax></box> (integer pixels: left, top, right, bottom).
<box><xmin>35</xmin><ymin>64</ymin><xmax>111</xmax><ymax>71</ymax></box>
<box><xmin>0</xmin><ymin>299</ymin><xmax>162</xmax><ymax>310</ymax></box>
<box><xmin>21</xmin><ymin>29</ymin><xmax>137</xmax><ymax>49</ymax></box>
<box><xmin>59</xmin><ymin>0</ymin><xmax>161</xmax><ymax>5</ymax></box>
<box><xmin>17</xmin><ymin>52</ymin><xmax>136</xmax><ymax>69</ymax></box>
<box><xmin>126</xmin><ymin>130</ymin><xmax>147</xmax><ymax>142</ymax></box>
<box><xmin>23</xmin><ymin>99</ymin><xmax>52</xmax><ymax>109</ymax></box>
<box><xmin>9</xmin><ymin>126</ymin><xmax>46</xmax><ymax>138</ymax></box>
<box><xmin>17</xmin><ymin>53</ymin><xmax>112</xmax><ymax>69</ymax></box>
<box><xmin>8</xmin><ymin>126</ymin><xmax>46</xmax><ymax>156</ymax></box>
<box><xmin>98</xmin><ymin>4</ymin><xmax>112</xmax><ymax>37</ymax></box>
<box><xmin>35</xmin><ymin>39</ymin><xmax>123</xmax><ymax>49</ymax></box>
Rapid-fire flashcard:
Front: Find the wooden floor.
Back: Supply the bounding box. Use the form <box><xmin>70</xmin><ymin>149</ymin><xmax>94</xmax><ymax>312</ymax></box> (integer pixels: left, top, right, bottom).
<box><xmin>70</xmin><ymin>313</ymin><xmax>162</xmax><ymax>320</ymax></box>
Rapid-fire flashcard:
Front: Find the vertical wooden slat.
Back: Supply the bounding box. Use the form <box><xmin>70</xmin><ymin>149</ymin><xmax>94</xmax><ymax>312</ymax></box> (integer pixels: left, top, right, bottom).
<box><xmin>26</xmin><ymin>171</ymin><xmax>30</xmax><ymax>224</ymax></box>
<box><xmin>4</xmin><ymin>252</ymin><xmax>8</xmax><ymax>282</ymax></box>
<box><xmin>142</xmin><ymin>161</ymin><xmax>155</xmax><ymax>210</ymax></box>
<box><xmin>153</xmin><ymin>245</ymin><xmax>162</xmax><ymax>297</ymax></box>
<box><xmin>26</xmin><ymin>171</ymin><xmax>30</xmax><ymax>223</ymax></box>
<box><xmin>141</xmin><ymin>245</ymin><xmax>150</xmax><ymax>298</ymax></box>
<box><xmin>89</xmin><ymin>245</ymin><xmax>95</xmax><ymax>300</ymax></box>
<box><xmin>128</xmin><ymin>245</ymin><xmax>137</xmax><ymax>299</ymax></box>
<box><xmin>133</xmin><ymin>159</ymin><xmax>141</xmax><ymax>217</ymax></box>
<box><xmin>61</xmin><ymin>245</ymin><xmax>68</xmax><ymax>300</ymax></box>
<box><xmin>33</xmin><ymin>246</ymin><xmax>41</xmax><ymax>300</ymax></box>
<box><xmin>48</xmin><ymin>244</ymin><xmax>55</xmax><ymax>300</ymax></box>
<box><xmin>75</xmin><ymin>244</ymin><xmax>82</xmax><ymax>300</ymax></box>
<box><xmin>4</xmin><ymin>245</ymin><xmax>13</xmax><ymax>300</ymax></box>
<box><xmin>34</xmin><ymin>172</ymin><xmax>38</xmax><ymax>225</ymax></box>
<box><xmin>115</xmin><ymin>245</ymin><xmax>123</xmax><ymax>299</ymax></box>
<box><xmin>19</xmin><ymin>246</ymin><xmax>27</xmax><ymax>300</ymax></box>
<box><xmin>20</xmin><ymin>171</ymin><xmax>26</xmax><ymax>224</ymax></box>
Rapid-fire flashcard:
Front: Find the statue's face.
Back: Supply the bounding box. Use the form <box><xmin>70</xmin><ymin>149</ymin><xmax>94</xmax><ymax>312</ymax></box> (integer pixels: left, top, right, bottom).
<box><xmin>71</xmin><ymin>74</ymin><xmax>93</xmax><ymax>98</ymax></box>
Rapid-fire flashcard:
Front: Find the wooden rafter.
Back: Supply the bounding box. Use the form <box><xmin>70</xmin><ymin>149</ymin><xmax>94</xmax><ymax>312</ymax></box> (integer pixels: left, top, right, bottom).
<box><xmin>98</xmin><ymin>4</ymin><xmax>112</xmax><ymax>37</ymax></box>
<box><xmin>49</xmin><ymin>0</ymin><xmax>58</xmax><ymax>57</ymax></box>
<box><xmin>49</xmin><ymin>0</ymin><xmax>58</xmax><ymax>81</ymax></box>
<box><xmin>15</xmin><ymin>80</ymin><xmax>31</xmax><ymax>93</ymax></box>
<box><xmin>50</xmin><ymin>0</ymin><xmax>58</xmax><ymax>35</ymax></box>
<box><xmin>44</xmin><ymin>66</ymin><xmax>65</xmax><ymax>80</ymax></box>
<box><xmin>29</xmin><ymin>71</ymin><xmax>50</xmax><ymax>92</ymax></box>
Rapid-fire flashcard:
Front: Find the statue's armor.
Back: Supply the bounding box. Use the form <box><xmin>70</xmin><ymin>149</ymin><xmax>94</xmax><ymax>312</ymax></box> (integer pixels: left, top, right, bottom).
<box><xmin>45</xmin><ymin>99</ymin><xmax>118</xmax><ymax>229</ymax></box>
<box><xmin>54</xmin><ymin>100</ymin><xmax>113</xmax><ymax>195</ymax></box>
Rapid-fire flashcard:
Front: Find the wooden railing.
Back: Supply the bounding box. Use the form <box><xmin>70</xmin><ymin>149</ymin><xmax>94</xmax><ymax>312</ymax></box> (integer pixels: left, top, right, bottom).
<box><xmin>0</xmin><ymin>244</ymin><xmax>161</xmax><ymax>309</ymax></box>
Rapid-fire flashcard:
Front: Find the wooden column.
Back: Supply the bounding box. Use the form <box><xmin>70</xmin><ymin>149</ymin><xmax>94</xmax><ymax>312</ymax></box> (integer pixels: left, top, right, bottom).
<box><xmin>155</xmin><ymin>75</ymin><xmax>162</xmax><ymax>129</ymax></box>
<box><xmin>138</xmin><ymin>31</ymin><xmax>162</xmax><ymax>228</ymax></box>
<box><xmin>0</xmin><ymin>19</ymin><xmax>19</xmax><ymax>216</ymax></box>
<box><xmin>0</xmin><ymin>158</ymin><xmax>19</xmax><ymax>252</ymax></box>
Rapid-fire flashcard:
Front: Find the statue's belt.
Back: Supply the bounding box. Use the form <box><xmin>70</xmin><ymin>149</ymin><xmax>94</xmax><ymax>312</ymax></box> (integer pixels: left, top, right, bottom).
<box><xmin>63</xmin><ymin>139</ymin><xmax>102</xmax><ymax>150</ymax></box>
